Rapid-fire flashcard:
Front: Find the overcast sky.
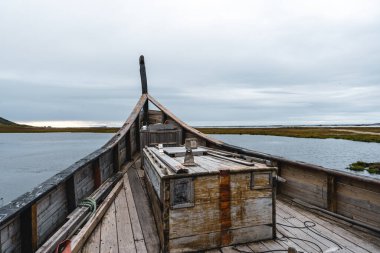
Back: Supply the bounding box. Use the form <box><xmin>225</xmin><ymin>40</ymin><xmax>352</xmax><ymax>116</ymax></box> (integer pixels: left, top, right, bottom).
<box><xmin>1</xmin><ymin>0</ymin><xmax>379</xmax><ymax>126</ymax></box>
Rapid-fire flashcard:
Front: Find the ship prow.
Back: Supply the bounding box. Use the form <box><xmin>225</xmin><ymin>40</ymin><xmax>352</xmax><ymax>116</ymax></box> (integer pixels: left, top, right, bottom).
<box><xmin>1</xmin><ymin>56</ymin><xmax>379</xmax><ymax>253</ymax></box>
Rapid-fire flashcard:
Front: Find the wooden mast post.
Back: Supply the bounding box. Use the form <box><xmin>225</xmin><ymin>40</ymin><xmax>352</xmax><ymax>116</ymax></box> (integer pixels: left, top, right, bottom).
<box><xmin>139</xmin><ymin>55</ymin><xmax>149</xmax><ymax>125</ymax></box>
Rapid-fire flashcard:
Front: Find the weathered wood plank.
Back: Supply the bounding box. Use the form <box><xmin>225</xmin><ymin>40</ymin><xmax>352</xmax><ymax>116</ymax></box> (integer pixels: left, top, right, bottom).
<box><xmin>169</xmin><ymin>176</ymin><xmax>220</xmax><ymax>239</ymax></box>
<box><xmin>277</xmin><ymin>199</ymin><xmax>379</xmax><ymax>252</ymax></box>
<box><xmin>327</xmin><ymin>174</ymin><xmax>337</xmax><ymax>212</ymax></box>
<box><xmin>127</xmin><ymin>167</ymin><xmax>160</xmax><ymax>253</ymax></box>
<box><xmin>100</xmin><ymin>202</ymin><xmax>118</xmax><ymax>253</ymax></box>
<box><xmin>276</xmin><ymin>211</ymin><xmax>332</xmax><ymax>252</ymax></box>
<box><xmin>230</xmin><ymin>225</ymin><xmax>273</xmax><ymax>245</ymax></box>
<box><xmin>123</xmin><ymin>173</ymin><xmax>147</xmax><ymax>252</ymax></box>
<box><xmin>114</xmin><ymin>187</ymin><xmax>136</xmax><ymax>253</ymax></box>
<box><xmin>71</xmin><ymin>180</ymin><xmax>123</xmax><ymax>253</ymax></box>
<box><xmin>144</xmin><ymin>172</ymin><xmax>164</xmax><ymax>247</ymax></box>
<box><xmin>82</xmin><ymin>225</ymin><xmax>101</xmax><ymax>253</ymax></box>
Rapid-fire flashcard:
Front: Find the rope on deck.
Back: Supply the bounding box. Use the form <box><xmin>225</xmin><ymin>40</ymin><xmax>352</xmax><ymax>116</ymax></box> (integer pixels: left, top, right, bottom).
<box><xmin>78</xmin><ymin>197</ymin><xmax>97</xmax><ymax>221</ymax></box>
<box><xmin>231</xmin><ymin>220</ymin><xmax>343</xmax><ymax>253</ymax></box>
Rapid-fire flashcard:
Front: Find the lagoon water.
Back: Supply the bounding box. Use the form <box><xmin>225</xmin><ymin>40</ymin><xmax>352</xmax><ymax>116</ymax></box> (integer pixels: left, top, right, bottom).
<box><xmin>211</xmin><ymin>134</ymin><xmax>380</xmax><ymax>180</ymax></box>
<box><xmin>1</xmin><ymin>133</ymin><xmax>380</xmax><ymax>205</ymax></box>
<box><xmin>0</xmin><ymin>133</ymin><xmax>113</xmax><ymax>205</ymax></box>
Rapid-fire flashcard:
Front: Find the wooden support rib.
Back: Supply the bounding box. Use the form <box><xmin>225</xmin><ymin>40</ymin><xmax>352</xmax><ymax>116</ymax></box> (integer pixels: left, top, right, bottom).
<box><xmin>125</xmin><ymin>130</ymin><xmax>132</xmax><ymax>161</ymax></box>
<box><xmin>327</xmin><ymin>174</ymin><xmax>337</xmax><ymax>212</ymax></box>
<box><xmin>66</xmin><ymin>176</ymin><xmax>77</xmax><ymax>212</ymax></box>
<box><xmin>113</xmin><ymin>144</ymin><xmax>120</xmax><ymax>172</ymax></box>
<box><xmin>31</xmin><ymin>204</ymin><xmax>38</xmax><ymax>251</ymax></box>
<box><xmin>93</xmin><ymin>159</ymin><xmax>102</xmax><ymax>189</ymax></box>
<box><xmin>20</xmin><ymin>204</ymin><xmax>37</xmax><ymax>253</ymax></box>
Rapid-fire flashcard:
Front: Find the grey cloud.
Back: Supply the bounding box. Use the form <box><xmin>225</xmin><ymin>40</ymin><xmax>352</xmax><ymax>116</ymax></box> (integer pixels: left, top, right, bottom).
<box><xmin>1</xmin><ymin>0</ymin><xmax>380</xmax><ymax>126</ymax></box>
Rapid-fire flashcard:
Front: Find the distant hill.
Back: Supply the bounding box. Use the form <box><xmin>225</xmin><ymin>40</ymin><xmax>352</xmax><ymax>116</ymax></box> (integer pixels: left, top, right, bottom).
<box><xmin>0</xmin><ymin>117</ymin><xmax>18</xmax><ymax>126</ymax></box>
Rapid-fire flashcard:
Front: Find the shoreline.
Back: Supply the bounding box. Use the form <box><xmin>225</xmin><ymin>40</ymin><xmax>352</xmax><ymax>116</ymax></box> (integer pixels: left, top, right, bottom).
<box><xmin>196</xmin><ymin>127</ymin><xmax>380</xmax><ymax>143</ymax></box>
<box><xmin>2</xmin><ymin>126</ymin><xmax>380</xmax><ymax>143</ymax></box>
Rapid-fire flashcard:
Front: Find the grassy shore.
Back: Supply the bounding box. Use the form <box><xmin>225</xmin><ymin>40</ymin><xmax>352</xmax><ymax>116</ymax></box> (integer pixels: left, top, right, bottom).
<box><xmin>0</xmin><ymin>125</ymin><xmax>119</xmax><ymax>133</ymax></box>
<box><xmin>2</xmin><ymin>124</ymin><xmax>380</xmax><ymax>143</ymax></box>
<box><xmin>196</xmin><ymin>127</ymin><xmax>380</xmax><ymax>143</ymax></box>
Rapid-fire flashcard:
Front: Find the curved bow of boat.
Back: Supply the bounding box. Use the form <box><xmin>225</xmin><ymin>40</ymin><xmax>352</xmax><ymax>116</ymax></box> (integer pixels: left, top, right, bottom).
<box><xmin>0</xmin><ymin>56</ymin><xmax>379</xmax><ymax>253</ymax></box>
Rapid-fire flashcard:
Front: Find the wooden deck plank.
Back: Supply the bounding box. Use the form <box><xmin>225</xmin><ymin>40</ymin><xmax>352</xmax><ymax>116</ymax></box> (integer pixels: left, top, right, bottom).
<box><xmin>260</xmin><ymin>239</ymin><xmax>286</xmax><ymax>251</ymax></box>
<box><xmin>221</xmin><ymin>244</ymin><xmax>253</xmax><ymax>252</ymax></box>
<box><xmin>81</xmin><ymin>224</ymin><xmax>101</xmax><ymax>253</ymax></box>
<box><xmin>135</xmin><ymin>240</ymin><xmax>148</xmax><ymax>253</ymax></box>
<box><xmin>79</xmin><ymin>157</ymin><xmax>380</xmax><ymax>253</ymax></box>
<box><xmin>247</xmin><ymin>241</ymin><xmax>269</xmax><ymax>252</ymax></box>
<box><xmin>276</xmin><ymin>206</ymin><xmax>334</xmax><ymax>252</ymax></box>
<box><xmin>276</xmin><ymin>218</ymin><xmax>320</xmax><ymax>253</ymax></box>
<box><xmin>278</xmin><ymin>199</ymin><xmax>380</xmax><ymax>252</ymax></box>
<box><xmin>127</xmin><ymin>166</ymin><xmax>160</xmax><ymax>253</ymax></box>
<box><xmin>114</xmin><ymin>188</ymin><xmax>136</xmax><ymax>253</ymax></box>
<box><xmin>123</xmin><ymin>174</ymin><xmax>145</xmax><ymax>242</ymax></box>
<box><xmin>100</xmin><ymin>202</ymin><xmax>118</xmax><ymax>253</ymax></box>
<box><xmin>205</xmin><ymin>249</ymin><xmax>222</xmax><ymax>253</ymax></box>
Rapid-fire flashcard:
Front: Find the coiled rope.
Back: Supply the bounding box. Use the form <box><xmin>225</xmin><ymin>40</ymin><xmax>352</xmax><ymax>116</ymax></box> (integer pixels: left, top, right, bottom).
<box><xmin>78</xmin><ymin>197</ymin><xmax>97</xmax><ymax>221</ymax></box>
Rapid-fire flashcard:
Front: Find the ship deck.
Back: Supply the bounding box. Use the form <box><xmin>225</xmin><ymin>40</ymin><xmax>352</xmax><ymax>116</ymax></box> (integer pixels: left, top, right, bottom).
<box><xmin>80</xmin><ymin>159</ymin><xmax>380</xmax><ymax>253</ymax></box>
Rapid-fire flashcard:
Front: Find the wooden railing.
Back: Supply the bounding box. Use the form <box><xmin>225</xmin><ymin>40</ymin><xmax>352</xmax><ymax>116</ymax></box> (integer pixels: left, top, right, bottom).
<box><xmin>0</xmin><ymin>95</ymin><xmax>148</xmax><ymax>253</ymax></box>
<box><xmin>148</xmin><ymin>94</ymin><xmax>380</xmax><ymax>232</ymax></box>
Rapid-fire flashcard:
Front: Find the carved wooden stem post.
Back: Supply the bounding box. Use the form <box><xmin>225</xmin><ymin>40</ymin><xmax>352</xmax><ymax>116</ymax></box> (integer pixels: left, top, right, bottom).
<box><xmin>139</xmin><ymin>55</ymin><xmax>149</xmax><ymax>125</ymax></box>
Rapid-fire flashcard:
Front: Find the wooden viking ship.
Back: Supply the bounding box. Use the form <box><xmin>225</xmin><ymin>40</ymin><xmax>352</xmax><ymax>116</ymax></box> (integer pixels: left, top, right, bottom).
<box><xmin>0</xmin><ymin>56</ymin><xmax>379</xmax><ymax>253</ymax></box>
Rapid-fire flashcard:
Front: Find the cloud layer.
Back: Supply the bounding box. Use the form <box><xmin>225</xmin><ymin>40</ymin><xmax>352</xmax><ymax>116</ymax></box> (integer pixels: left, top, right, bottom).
<box><xmin>1</xmin><ymin>0</ymin><xmax>379</xmax><ymax>126</ymax></box>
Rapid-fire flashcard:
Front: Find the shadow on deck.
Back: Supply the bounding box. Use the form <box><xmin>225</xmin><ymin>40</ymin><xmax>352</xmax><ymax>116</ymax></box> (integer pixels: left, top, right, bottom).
<box><xmin>81</xmin><ymin>159</ymin><xmax>380</xmax><ymax>253</ymax></box>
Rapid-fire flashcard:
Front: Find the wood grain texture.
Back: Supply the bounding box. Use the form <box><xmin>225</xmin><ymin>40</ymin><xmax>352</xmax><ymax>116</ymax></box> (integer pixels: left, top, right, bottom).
<box><xmin>144</xmin><ymin>173</ymin><xmax>164</xmax><ymax>247</ymax></box>
<box><xmin>336</xmin><ymin>181</ymin><xmax>380</xmax><ymax>227</ymax></box>
<box><xmin>71</xmin><ymin>180</ymin><xmax>123</xmax><ymax>253</ymax></box>
<box><xmin>219</xmin><ymin>170</ymin><xmax>231</xmax><ymax>246</ymax></box>
<box><xmin>82</xmin><ymin>225</ymin><xmax>101</xmax><ymax>253</ymax></box>
<box><xmin>1</xmin><ymin>216</ymin><xmax>21</xmax><ymax>253</ymax></box>
<box><xmin>100</xmin><ymin>203</ymin><xmax>118</xmax><ymax>253</ymax></box>
<box><xmin>114</xmin><ymin>188</ymin><xmax>136</xmax><ymax>253</ymax></box>
<box><xmin>281</xmin><ymin>164</ymin><xmax>327</xmax><ymax>208</ymax></box>
<box><xmin>127</xmin><ymin>167</ymin><xmax>160</xmax><ymax>253</ymax></box>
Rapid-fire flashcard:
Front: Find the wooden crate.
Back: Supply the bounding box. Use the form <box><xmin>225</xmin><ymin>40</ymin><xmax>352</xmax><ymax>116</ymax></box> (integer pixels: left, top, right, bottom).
<box><xmin>140</xmin><ymin>123</ymin><xmax>182</xmax><ymax>150</ymax></box>
<box><xmin>143</xmin><ymin>146</ymin><xmax>277</xmax><ymax>252</ymax></box>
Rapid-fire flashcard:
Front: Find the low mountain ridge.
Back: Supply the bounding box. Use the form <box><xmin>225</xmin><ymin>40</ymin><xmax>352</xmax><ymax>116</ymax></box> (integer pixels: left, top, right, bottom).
<box><xmin>0</xmin><ymin>117</ymin><xmax>18</xmax><ymax>126</ymax></box>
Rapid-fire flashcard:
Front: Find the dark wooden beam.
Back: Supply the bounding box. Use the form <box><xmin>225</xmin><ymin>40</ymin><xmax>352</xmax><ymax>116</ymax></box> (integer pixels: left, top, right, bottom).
<box><xmin>139</xmin><ymin>55</ymin><xmax>149</xmax><ymax>125</ymax></box>
<box><xmin>113</xmin><ymin>144</ymin><xmax>120</xmax><ymax>172</ymax></box>
<box><xmin>20</xmin><ymin>206</ymin><xmax>33</xmax><ymax>253</ymax></box>
<box><xmin>65</xmin><ymin>176</ymin><xmax>77</xmax><ymax>213</ymax></box>
<box><xmin>93</xmin><ymin>159</ymin><xmax>102</xmax><ymax>189</ymax></box>
<box><xmin>327</xmin><ymin>174</ymin><xmax>337</xmax><ymax>212</ymax></box>
<box><xmin>139</xmin><ymin>55</ymin><xmax>148</xmax><ymax>94</ymax></box>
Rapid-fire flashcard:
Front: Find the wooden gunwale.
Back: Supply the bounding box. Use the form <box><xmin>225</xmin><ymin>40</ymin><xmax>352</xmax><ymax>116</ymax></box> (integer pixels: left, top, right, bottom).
<box><xmin>0</xmin><ymin>94</ymin><xmax>148</xmax><ymax>252</ymax></box>
<box><xmin>0</xmin><ymin>94</ymin><xmax>147</xmax><ymax>224</ymax></box>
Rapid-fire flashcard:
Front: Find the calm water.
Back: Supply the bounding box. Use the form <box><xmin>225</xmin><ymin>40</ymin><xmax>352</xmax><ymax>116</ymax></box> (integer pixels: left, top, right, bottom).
<box><xmin>1</xmin><ymin>133</ymin><xmax>380</xmax><ymax>205</ymax></box>
<box><xmin>212</xmin><ymin>134</ymin><xmax>380</xmax><ymax>179</ymax></box>
<box><xmin>0</xmin><ymin>133</ymin><xmax>113</xmax><ymax>205</ymax></box>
